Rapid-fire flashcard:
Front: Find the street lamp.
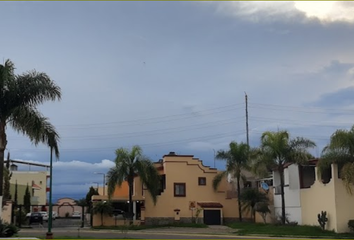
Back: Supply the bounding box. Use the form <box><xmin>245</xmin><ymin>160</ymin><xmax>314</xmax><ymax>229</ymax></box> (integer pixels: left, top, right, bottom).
<box><xmin>92</xmin><ymin>182</ymin><xmax>99</xmax><ymax>191</ymax></box>
<box><xmin>94</xmin><ymin>172</ymin><xmax>105</xmax><ymax>196</ymax></box>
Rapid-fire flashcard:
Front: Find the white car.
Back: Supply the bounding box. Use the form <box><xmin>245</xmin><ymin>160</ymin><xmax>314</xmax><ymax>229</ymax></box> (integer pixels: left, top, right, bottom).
<box><xmin>52</xmin><ymin>211</ymin><xmax>58</xmax><ymax>220</ymax></box>
<box><xmin>72</xmin><ymin>211</ymin><xmax>81</xmax><ymax>218</ymax></box>
<box><xmin>39</xmin><ymin>211</ymin><xmax>48</xmax><ymax>221</ymax></box>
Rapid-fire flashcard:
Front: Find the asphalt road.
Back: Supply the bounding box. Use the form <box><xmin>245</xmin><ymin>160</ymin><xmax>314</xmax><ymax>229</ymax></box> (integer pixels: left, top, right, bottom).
<box><xmin>18</xmin><ymin>228</ymin><xmax>269</xmax><ymax>239</ymax></box>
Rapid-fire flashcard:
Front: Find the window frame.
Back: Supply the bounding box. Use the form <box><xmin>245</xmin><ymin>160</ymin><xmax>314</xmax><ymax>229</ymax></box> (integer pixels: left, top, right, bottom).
<box><xmin>198</xmin><ymin>177</ymin><xmax>206</xmax><ymax>186</ymax></box>
<box><xmin>174</xmin><ymin>183</ymin><xmax>186</xmax><ymax>197</ymax></box>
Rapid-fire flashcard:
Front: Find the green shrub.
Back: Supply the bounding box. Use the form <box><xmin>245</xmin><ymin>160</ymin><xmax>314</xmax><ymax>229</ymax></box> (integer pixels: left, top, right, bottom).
<box><xmin>0</xmin><ymin>219</ymin><xmax>19</xmax><ymax>237</ymax></box>
<box><xmin>348</xmin><ymin>220</ymin><xmax>354</xmax><ymax>232</ymax></box>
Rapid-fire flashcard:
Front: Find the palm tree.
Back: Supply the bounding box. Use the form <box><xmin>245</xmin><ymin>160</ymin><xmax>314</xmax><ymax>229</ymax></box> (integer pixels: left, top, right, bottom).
<box><xmin>92</xmin><ymin>201</ymin><xmax>113</xmax><ymax>226</ymax></box>
<box><xmin>212</xmin><ymin>141</ymin><xmax>250</xmax><ymax>222</ymax></box>
<box><xmin>256</xmin><ymin>130</ymin><xmax>316</xmax><ymax>224</ymax></box>
<box><xmin>0</xmin><ymin>59</ymin><xmax>61</xmax><ymax>204</ymax></box>
<box><xmin>239</xmin><ymin>188</ymin><xmax>269</xmax><ymax>222</ymax></box>
<box><xmin>106</xmin><ymin>145</ymin><xmax>160</xmax><ymax>224</ymax></box>
<box><xmin>318</xmin><ymin>125</ymin><xmax>354</xmax><ymax>193</ymax></box>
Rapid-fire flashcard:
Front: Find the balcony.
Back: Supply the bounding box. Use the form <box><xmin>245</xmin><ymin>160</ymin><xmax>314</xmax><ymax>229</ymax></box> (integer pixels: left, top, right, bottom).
<box><xmin>31</xmin><ymin>196</ymin><xmax>39</xmax><ymax>205</ymax></box>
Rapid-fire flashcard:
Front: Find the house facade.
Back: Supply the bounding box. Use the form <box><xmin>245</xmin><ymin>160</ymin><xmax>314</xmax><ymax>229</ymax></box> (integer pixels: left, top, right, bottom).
<box><xmin>92</xmin><ymin>152</ymin><xmax>257</xmax><ymax>227</ymax></box>
<box><xmin>10</xmin><ymin>171</ymin><xmax>49</xmax><ymax>206</ymax></box>
<box><xmin>272</xmin><ymin>160</ymin><xmax>354</xmax><ymax>233</ymax></box>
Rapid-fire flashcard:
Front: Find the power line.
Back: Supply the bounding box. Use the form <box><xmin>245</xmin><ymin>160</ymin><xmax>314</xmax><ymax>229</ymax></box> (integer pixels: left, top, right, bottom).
<box><xmin>249</xmin><ymin>102</ymin><xmax>354</xmax><ymax>114</ymax></box>
<box><xmin>9</xmin><ymin>130</ymin><xmax>246</xmax><ymax>152</ymax></box>
<box><xmin>54</xmin><ymin>103</ymin><xmax>244</xmax><ymax>129</ymax></box>
<box><xmin>7</xmin><ymin>116</ymin><xmax>245</xmax><ymax>140</ymax></box>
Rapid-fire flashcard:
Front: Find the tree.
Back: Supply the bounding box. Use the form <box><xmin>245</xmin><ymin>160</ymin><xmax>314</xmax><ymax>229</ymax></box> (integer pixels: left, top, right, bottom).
<box><xmin>255</xmin><ymin>130</ymin><xmax>316</xmax><ymax>224</ymax></box>
<box><xmin>212</xmin><ymin>141</ymin><xmax>250</xmax><ymax>222</ymax></box>
<box><xmin>239</xmin><ymin>188</ymin><xmax>269</xmax><ymax>222</ymax></box>
<box><xmin>23</xmin><ymin>184</ymin><xmax>31</xmax><ymax>213</ymax></box>
<box><xmin>254</xmin><ymin>202</ymin><xmax>271</xmax><ymax>224</ymax></box>
<box><xmin>14</xmin><ymin>181</ymin><xmax>18</xmax><ymax>206</ymax></box>
<box><xmin>107</xmin><ymin>145</ymin><xmax>160</xmax><ymax>224</ymax></box>
<box><xmin>75</xmin><ymin>198</ymin><xmax>87</xmax><ymax>207</ymax></box>
<box><xmin>86</xmin><ymin>187</ymin><xmax>99</xmax><ymax>213</ymax></box>
<box><xmin>318</xmin><ymin>125</ymin><xmax>354</xmax><ymax>193</ymax></box>
<box><xmin>0</xmin><ymin>59</ymin><xmax>61</xmax><ymax>206</ymax></box>
<box><xmin>92</xmin><ymin>201</ymin><xmax>113</xmax><ymax>226</ymax></box>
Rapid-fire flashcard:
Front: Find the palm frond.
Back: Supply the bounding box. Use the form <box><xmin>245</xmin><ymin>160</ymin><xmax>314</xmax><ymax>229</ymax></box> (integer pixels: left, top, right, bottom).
<box><xmin>9</xmin><ymin>105</ymin><xmax>60</xmax><ymax>158</ymax></box>
<box><xmin>212</xmin><ymin>171</ymin><xmax>227</xmax><ymax>191</ymax></box>
<box><xmin>15</xmin><ymin>70</ymin><xmax>61</xmax><ymax>106</ymax></box>
<box><xmin>341</xmin><ymin>162</ymin><xmax>354</xmax><ymax>194</ymax></box>
<box><xmin>135</xmin><ymin>158</ymin><xmax>160</xmax><ymax>205</ymax></box>
<box><xmin>106</xmin><ymin>164</ymin><xmax>127</xmax><ymax>199</ymax></box>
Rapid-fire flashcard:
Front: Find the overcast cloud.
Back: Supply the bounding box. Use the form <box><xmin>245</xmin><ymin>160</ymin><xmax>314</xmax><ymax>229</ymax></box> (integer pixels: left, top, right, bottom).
<box><xmin>1</xmin><ymin>1</ymin><xmax>354</xmax><ymax>201</ymax></box>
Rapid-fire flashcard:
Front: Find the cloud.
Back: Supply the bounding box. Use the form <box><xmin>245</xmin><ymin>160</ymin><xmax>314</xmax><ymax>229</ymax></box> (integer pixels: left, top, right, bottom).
<box><xmin>206</xmin><ymin>1</ymin><xmax>354</xmax><ymax>24</ymax></box>
<box><xmin>14</xmin><ymin>159</ymin><xmax>115</xmax><ymax>201</ymax></box>
<box><xmin>313</xmin><ymin>86</ymin><xmax>354</xmax><ymax>108</ymax></box>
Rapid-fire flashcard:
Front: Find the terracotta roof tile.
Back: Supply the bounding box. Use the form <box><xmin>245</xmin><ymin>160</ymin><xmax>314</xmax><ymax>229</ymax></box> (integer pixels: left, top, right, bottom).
<box><xmin>197</xmin><ymin>202</ymin><xmax>223</xmax><ymax>208</ymax></box>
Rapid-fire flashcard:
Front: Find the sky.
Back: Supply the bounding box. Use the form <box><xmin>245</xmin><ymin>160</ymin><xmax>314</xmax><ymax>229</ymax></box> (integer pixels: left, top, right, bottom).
<box><xmin>1</xmin><ymin>1</ymin><xmax>354</xmax><ymax>202</ymax></box>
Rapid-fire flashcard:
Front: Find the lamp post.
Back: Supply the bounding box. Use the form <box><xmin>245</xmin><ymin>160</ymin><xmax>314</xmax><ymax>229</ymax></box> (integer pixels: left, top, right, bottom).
<box><xmin>92</xmin><ymin>182</ymin><xmax>99</xmax><ymax>191</ymax></box>
<box><xmin>46</xmin><ymin>147</ymin><xmax>53</xmax><ymax>239</ymax></box>
<box><xmin>94</xmin><ymin>172</ymin><xmax>105</xmax><ymax>196</ymax></box>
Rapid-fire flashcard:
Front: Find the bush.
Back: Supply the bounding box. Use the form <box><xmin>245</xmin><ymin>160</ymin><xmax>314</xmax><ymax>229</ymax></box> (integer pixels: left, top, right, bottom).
<box><xmin>348</xmin><ymin>220</ymin><xmax>354</xmax><ymax>232</ymax></box>
<box><xmin>0</xmin><ymin>219</ymin><xmax>19</xmax><ymax>237</ymax></box>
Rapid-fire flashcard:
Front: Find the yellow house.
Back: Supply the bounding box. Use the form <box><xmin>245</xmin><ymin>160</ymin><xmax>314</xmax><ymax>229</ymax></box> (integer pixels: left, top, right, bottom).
<box><xmin>92</xmin><ymin>152</ymin><xmax>256</xmax><ymax>226</ymax></box>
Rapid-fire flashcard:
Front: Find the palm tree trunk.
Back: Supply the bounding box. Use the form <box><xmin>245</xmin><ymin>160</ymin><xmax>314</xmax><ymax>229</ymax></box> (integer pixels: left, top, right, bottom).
<box><xmin>128</xmin><ymin>175</ymin><xmax>134</xmax><ymax>225</ymax></box>
<box><xmin>0</xmin><ymin>121</ymin><xmax>8</xmax><ymax>199</ymax></box>
<box><xmin>236</xmin><ymin>175</ymin><xmax>243</xmax><ymax>222</ymax></box>
<box><xmin>101</xmin><ymin>211</ymin><xmax>103</xmax><ymax>226</ymax></box>
<box><xmin>279</xmin><ymin>168</ymin><xmax>286</xmax><ymax>225</ymax></box>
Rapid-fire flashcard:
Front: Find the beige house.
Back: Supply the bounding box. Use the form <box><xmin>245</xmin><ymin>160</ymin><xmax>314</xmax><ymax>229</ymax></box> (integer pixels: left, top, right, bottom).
<box><xmin>272</xmin><ymin>160</ymin><xmax>354</xmax><ymax>233</ymax></box>
<box><xmin>92</xmin><ymin>152</ymin><xmax>257</xmax><ymax>226</ymax></box>
<box><xmin>52</xmin><ymin>198</ymin><xmax>86</xmax><ymax>217</ymax></box>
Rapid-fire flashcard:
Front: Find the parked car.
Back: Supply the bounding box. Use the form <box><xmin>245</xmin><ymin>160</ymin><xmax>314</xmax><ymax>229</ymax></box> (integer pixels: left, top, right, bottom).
<box><xmin>39</xmin><ymin>211</ymin><xmax>48</xmax><ymax>221</ymax></box>
<box><xmin>29</xmin><ymin>212</ymin><xmax>43</xmax><ymax>225</ymax></box>
<box><xmin>52</xmin><ymin>211</ymin><xmax>58</xmax><ymax>220</ymax></box>
<box><xmin>72</xmin><ymin>211</ymin><xmax>81</xmax><ymax>218</ymax></box>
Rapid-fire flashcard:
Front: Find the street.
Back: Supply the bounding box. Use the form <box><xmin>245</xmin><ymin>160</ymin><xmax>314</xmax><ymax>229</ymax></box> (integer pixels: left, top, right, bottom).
<box><xmin>18</xmin><ymin>227</ymin><xmax>272</xmax><ymax>239</ymax></box>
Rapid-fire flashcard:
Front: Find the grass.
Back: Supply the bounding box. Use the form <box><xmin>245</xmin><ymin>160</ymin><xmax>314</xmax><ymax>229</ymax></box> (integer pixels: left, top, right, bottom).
<box><xmin>92</xmin><ymin>222</ymin><xmax>207</xmax><ymax>230</ymax></box>
<box><xmin>228</xmin><ymin>222</ymin><xmax>354</xmax><ymax>238</ymax></box>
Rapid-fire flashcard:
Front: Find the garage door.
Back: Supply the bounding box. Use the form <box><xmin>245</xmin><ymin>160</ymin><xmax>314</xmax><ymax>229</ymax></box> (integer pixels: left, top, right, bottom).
<box><xmin>203</xmin><ymin>210</ymin><xmax>221</xmax><ymax>225</ymax></box>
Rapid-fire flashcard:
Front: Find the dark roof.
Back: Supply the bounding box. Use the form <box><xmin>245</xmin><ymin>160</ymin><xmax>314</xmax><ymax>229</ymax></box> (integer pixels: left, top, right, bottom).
<box><xmin>197</xmin><ymin>202</ymin><xmax>223</xmax><ymax>208</ymax></box>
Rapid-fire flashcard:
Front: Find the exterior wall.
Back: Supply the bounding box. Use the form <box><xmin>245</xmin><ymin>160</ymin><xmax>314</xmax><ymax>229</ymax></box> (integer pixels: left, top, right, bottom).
<box><xmin>9</xmin><ymin>183</ymin><xmax>27</xmax><ymax>205</ymax></box>
<box><xmin>10</xmin><ymin>171</ymin><xmax>48</xmax><ymax>205</ymax></box>
<box><xmin>1</xmin><ymin>201</ymin><xmax>13</xmax><ymax>223</ymax></box>
<box><xmin>301</xmin><ymin>164</ymin><xmax>354</xmax><ymax>233</ymax></box>
<box><xmin>273</xmin><ymin>165</ymin><xmax>302</xmax><ymax>224</ymax></box>
<box><xmin>144</xmin><ymin>155</ymin><xmax>246</xmax><ymax>224</ymax></box>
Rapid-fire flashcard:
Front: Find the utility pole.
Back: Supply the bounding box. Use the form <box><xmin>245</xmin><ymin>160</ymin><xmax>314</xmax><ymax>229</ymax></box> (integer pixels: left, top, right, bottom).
<box><xmin>245</xmin><ymin>92</ymin><xmax>249</xmax><ymax>147</ymax></box>
<box><xmin>213</xmin><ymin>149</ymin><xmax>216</xmax><ymax>168</ymax></box>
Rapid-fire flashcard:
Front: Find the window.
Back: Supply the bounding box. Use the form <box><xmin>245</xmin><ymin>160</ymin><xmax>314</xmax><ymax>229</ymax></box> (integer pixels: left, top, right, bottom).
<box><xmin>174</xmin><ymin>183</ymin><xmax>186</xmax><ymax>197</ymax></box>
<box><xmin>198</xmin><ymin>177</ymin><xmax>206</xmax><ymax>186</ymax></box>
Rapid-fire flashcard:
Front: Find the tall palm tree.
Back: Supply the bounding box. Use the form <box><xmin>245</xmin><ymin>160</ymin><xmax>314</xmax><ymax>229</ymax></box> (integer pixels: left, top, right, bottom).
<box><xmin>256</xmin><ymin>130</ymin><xmax>316</xmax><ymax>224</ymax></box>
<box><xmin>212</xmin><ymin>141</ymin><xmax>250</xmax><ymax>222</ymax></box>
<box><xmin>0</xmin><ymin>59</ymin><xmax>61</xmax><ymax>206</ymax></box>
<box><xmin>92</xmin><ymin>201</ymin><xmax>113</xmax><ymax>226</ymax></box>
<box><xmin>107</xmin><ymin>145</ymin><xmax>160</xmax><ymax>224</ymax></box>
<box><xmin>318</xmin><ymin>125</ymin><xmax>354</xmax><ymax>193</ymax></box>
